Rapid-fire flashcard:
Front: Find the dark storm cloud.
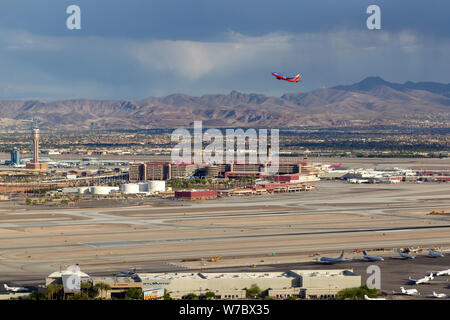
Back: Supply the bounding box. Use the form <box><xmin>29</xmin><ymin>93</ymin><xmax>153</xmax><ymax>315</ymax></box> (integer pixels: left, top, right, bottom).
<box><xmin>0</xmin><ymin>0</ymin><xmax>448</xmax><ymax>99</ymax></box>
<box><xmin>1</xmin><ymin>0</ymin><xmax>448</xmax><ymax>40</ymax></box>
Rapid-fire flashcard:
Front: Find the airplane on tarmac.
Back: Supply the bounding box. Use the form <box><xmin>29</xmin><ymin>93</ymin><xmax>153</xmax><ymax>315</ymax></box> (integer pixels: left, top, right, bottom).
<box><xmin>396</xmin><ymin>248</ymin><xmax>416</xmax><ymax>260</ymax></box>
<box><xmin>362</xmin><ymin>250</ymin><xmax>384</xmax><ymax>262</ymax></box>
<box><xmin>364</xmin><ymin>294</ymin><xmax>386</xmax><ymax>300</ymax></box>
<box><xmin>317</xmin><ymin>250</ymin><xmax>345</xmax><ymax>264</ymax></box>
<box><xmin>271</xmin><ymin>72</ymin><xmax>302</xmax><ymax>83</ymax></box>
<box><xmin>408</xmin><ymin>273</ymin><xmax>434</xmax><ymax>285</ymax></box>
<box><xmin>435</xmin><ymin>268</ymin><xmax>450</xmax><ymax>276</ymax></box>
<box><xmin>3</xmin><ymin>284</ymin><xmax>29</xmax><ymax>293</ymax></box>
<box><xmin>432</xmin><ymin>291</ymin><xmax>447</xmax><ymax>298</ymax></box>
<box><xmin>428</xmin><ymin>249</ymin><xmax>444</xmax><ymax>258</ymax></box>
<box><xmin>393</xmin><ymin>287</ymin><xmax>419</xmax><ymax>296</ymax></box>
<box><xmin>118</xmin><ymin>268</ymin><xmax>136</xmax><ymax>276</ymax></box>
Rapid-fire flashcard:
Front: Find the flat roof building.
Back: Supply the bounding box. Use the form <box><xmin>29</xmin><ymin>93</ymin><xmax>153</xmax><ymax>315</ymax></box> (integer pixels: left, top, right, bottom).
<box><xmin>174</xmin><ymin>189</ymin><xmax>217</xmax><ymax>200</ymax></box>
<box><xmin>92</xmin><ymin>276</ymin><xmax>142</xmax><ymax>299</ymax></box>
<box><xmin>137</xmin><ymin>269</ymin><xmax>360</xmax><ymax>299</ymax></box>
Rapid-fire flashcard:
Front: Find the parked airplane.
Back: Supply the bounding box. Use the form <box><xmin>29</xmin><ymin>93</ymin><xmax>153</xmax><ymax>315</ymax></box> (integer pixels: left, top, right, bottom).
<box><xmin>118</xmin><ymin>268</ymin><xmax>136</xmax><ymax>276</ymax></box>
<box><xmin>428</xmin><ymin>249</ymin><xmax>444</xmax><ymax>258</ymax></box>
<box><xmin>435</xmin><ymin>269</ymin><xmax>450</xmax><ymax>276</ymax></box>
<box><xmin>3</xmin><ymin>284</ymin><xmax>29</xmax><ymax>293</ymax></box>
<box><xmin>397</xmin><ymin>249</ymin><xmax>416</xmax><ymax>259</ymax></box>
<box><xmin>395</xmin><ymin>287</ymin><xmax>419</xmax><ymax>295</ymax></box>
<box><xmin>432</xmin><ymin>291</ymin><xmax>447</xmax><ymax>298</ymax></box>
<box><xmin>271</xmin><ymin>72</ymin><xmax>302</xmax><ymax>83</ymax></box>
<box><xmin>364</xmin><ymin>294</ymin><xmax>386</xmax><ymax>300</ymax></box>
<box><xmin>362</xmin><ymin>250</ymin><xmax>384</xmax><ymax>261</ymax></box>
<box><xmin>408</xmin><ymin>273</ymin><xmax>434</xmax><ymax>284</ymax></box>
<box><xmin>317</xmin><ymin>250</ymin><xmax>345</xmax><ymax>264</ymax></box>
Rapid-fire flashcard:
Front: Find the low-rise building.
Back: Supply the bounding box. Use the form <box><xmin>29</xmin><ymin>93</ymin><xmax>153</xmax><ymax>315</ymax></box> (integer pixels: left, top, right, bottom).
<box><xmin>174</xmin><ymin>189</ymin><xmax>217</xmax><ymax>200</ymax></box>
<box><xmin>136</xmin><ymin>269</ymin><xmax>360</xmax><ymax>299</ymax></box>
<box><xmin>43</xmin><ymin>268</ymin><xmax>361</xmax><ymax>300</ymax></box>
<box><xmin>92</xmin><ymin>276</ymin><xmax>142</xmax><ymax>299</ymax></box>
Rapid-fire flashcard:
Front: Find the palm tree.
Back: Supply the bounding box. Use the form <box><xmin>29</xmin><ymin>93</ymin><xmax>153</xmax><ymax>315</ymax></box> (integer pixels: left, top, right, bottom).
<box><xmin>81</xmin><ymin>281</ymin><xmax>93</xmax><ymax>298</ymax></box>
<box><xmin>46</xmin><ymin>284</ymin><xmax>56</xmax><ymax>300</ymax></box>
<box><xmin>46</xmin><ymin>284</ymin><xmax>64</xmax><ymax>300</ymax></box>
<box><xmin>54</xmin><ymin>284</ymin><xmax>64</xmax><ymax>300</ymax></box>
<box><xmin>103</xmin><ymin>283</ymin><xmax>111</xmax><ymax>299</ymax></box>
<box><xmin>94</xmin><ymin>283</ymin><xmax>112</xmax><ymax>299</ymax></box>
<box><xmin>94</xmin><ymin>283</ymin><xmax>105</xmax><ymax>299</ymax></box>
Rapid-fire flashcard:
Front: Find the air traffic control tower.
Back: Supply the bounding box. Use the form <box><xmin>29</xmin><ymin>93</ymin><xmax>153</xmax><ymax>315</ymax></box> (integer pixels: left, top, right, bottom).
<box><xmin>26</xmin><ymin>122</ymin><xmax>48</xmax><ymax>170</ymax></box>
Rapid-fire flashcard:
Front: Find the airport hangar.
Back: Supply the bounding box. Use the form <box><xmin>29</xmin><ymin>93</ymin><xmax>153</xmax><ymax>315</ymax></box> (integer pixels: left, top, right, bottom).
<box><xmin>46</xmin><ymin>269</ymin><xmax>361</xmax><ymax>299</ymax></box>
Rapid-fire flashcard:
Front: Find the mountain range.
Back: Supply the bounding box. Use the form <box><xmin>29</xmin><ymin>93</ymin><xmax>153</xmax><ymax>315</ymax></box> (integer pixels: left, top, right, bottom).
<box><xmin>0</xmin><ymin>77</ymin><xmax>449</xmax><ymax>130</ymax></box>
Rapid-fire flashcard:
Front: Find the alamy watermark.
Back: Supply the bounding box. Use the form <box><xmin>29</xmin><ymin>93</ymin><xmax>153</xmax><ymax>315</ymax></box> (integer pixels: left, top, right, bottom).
<box><xmin>171</xmin><ymin>121</ymin><xmax>280</xmax><ymax>174</ymax></box>
<box><xmin>64</xmin><ymin>265</ymin><xmax>81</xmax><ymax>292</ymax></box>
<box><xmin>65</xmin><ymin>4</ymin><xmax>380</xmax><ymax>31</ymax></box>
<box><xmin>366</xmin><ymin>5</ymin><xmax>381</xmax><ymax>30</ymax></box>
<box><xmin>366</xmin><ymin>265</ymin><xmax>381</xmax><ymax>289</ymax></box>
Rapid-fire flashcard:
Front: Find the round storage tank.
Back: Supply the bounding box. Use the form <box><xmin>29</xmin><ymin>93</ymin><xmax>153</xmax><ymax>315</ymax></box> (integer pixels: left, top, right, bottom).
<box><xmin>138</xmin><ymin>183</ymin><xmax>149</xmax><ymax>193</ymax></box>
<box><xmin>78</xmin><ymin>187</ymin><xmax>89</xmax><ymax>194</ymax></box>
<box><xmin>121</xmin><ymin>183</ymin><xmax>140</xmax><ymax>194</ymax></box>
<box><xmin>148</xmin><ymin>180</ymin><xmax>166</xmax><ymax>193</ymax></box>
<box><xmin>90</xmin><ymin>186</ymin><xmax>113</xmax><ymax>195</ymax></box>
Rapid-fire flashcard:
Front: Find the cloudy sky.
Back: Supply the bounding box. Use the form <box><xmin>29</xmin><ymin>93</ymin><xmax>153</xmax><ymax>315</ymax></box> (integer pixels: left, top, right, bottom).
<box><xmin>0</xmin><ymin>0</ymin><xmax>449</xmax><ymax>99</ymax></box>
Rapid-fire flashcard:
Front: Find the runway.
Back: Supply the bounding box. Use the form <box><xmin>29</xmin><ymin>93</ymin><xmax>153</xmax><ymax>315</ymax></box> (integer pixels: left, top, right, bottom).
<box><xmin>0</xmin><ymin>181</ymin><xmax>449</xmax><ymax>285</ymax></box>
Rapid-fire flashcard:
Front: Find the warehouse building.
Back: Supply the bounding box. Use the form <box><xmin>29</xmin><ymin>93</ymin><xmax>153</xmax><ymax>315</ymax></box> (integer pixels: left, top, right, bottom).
<box><xmin>174</xmin><ymin>189</ymin><xmax>217</xmax><ymax>200</ymax></box>
<box><xmin>274</xmin><ymin>174</ymin><xmax>320</xmax><ymax>183</ymax></box>
<box><xmin>287</xmin><ymin>269</ymin><xmax>361</xmax><ymax>299</ymax></box>
<box><xmin>44</xmin><ymin>268</ymin><xmax>361</xmax><ymax>300</ymax></box>
<box><xmin>92</xmin><ymin>276</ymin><xmax>142</xmax><ymax>299</ymax></box>
<box><xmin>136</xmin><ymin>269</ymin><xmax>361</xmax><ymax>299</ymax></box>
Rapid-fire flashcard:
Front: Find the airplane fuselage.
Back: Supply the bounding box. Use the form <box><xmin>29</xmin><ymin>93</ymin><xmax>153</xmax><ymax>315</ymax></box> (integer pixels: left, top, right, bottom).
<box><xmin>272</xmin><ymin>72</ymin><xmax>301</xmax><ymax>83</ymax></box>
<box><xmin>363</xmin><ymin>256</ymin><xmax>384</xmax><ymax>261</ymax></box>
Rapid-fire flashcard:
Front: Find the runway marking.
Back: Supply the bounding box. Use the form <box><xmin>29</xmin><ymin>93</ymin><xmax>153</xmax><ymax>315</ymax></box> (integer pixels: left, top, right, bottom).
<box><xmin>376</xmin><ymin>229</ymin><xmax>413</xmax><ymax>233</ymax></box>
<box><xmin>4</xmin><ymin>224</ymin><xmax>447</xmax><ymax>251</ymax></box>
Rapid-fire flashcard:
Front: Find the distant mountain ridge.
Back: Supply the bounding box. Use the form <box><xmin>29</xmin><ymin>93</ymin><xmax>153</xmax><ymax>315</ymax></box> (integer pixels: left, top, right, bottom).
<box><xmin>0</xmin><ymin>77</ymin><xmax>449</xmax><ymax>130</ymax></box>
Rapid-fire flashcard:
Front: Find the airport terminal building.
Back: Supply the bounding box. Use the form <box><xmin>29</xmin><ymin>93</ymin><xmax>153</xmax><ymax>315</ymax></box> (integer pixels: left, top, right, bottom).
<box><xmin>45</xmin><ymin>268</ymin><xmax>361</xmax><ymax>299</ymax></box>
<box><xmin>136</xmin><ymin>270</ymin><xmax>360</xmax><ymax>299</ymax></box>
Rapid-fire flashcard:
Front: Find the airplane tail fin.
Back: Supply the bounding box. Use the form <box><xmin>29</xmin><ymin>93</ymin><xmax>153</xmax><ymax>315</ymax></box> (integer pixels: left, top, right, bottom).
<box><xmin>295</xmin><ymin>74</ymin><xmax>301</xmax><ymax>82</ymax></box>
<box><xmin>362</xmin><ymin>250</ymin><xmax>368</xmax><ymax>256</ymax></box>
<box><xmin>338</xmin><ymin>250</ymin><xmax>344</xmax><ymax>259</ymax></box>
<box><xmin>4</xmin><ymin>284</ymin><xmax>9</xmax><ymax>289</ymax></box>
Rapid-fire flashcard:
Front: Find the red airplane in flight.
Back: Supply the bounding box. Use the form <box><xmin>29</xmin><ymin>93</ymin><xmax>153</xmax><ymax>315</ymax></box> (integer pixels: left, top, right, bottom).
<box><xmin>272</xmin><ymin>72</ymin><xmax>302</xmax><ymax>83</ymax></box>
<box><xmin>329</xmin><ymin>163</ymin><xmax>342</xmax><ymax>169</ymax></box>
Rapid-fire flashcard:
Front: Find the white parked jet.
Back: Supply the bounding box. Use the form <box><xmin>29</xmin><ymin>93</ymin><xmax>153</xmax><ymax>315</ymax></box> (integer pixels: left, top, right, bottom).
<box><xmin>432</xmin><ymin>291</ymin><xmax>447</xmax><ymax>298</ymax></box>
<box><xmin>428</xmin><ymin>249</ymin><xmax>444</xmax><ymax>258</ymax></box>
<box><xmin>118</xmin><ymin>268</ymin><xmax>136</xmax><ymax>276</ymax></box>
<box><xmin>364</xmin><ymin>294</ymin><xmax>386</xmax><ymax>300</ymax></box>
<box><xmin>362</xmin><ymin>250</ymin><xmax>384</xmax><ymax>261</ymax></box>
<box><xmin>408</xmin><ymin>273</ymin><xmax>434</xmax><ymax>284</ymax></box>
<box><xmin>435</xmin><ymin>269</ymin><xmax>450</xmax><ymax>276</ymax></box>
<box><xmin>396</xmin><ymin>287</ymin><xmax>419</xmax><ymax>295</ymax></box>
<box><xmin>397</xmin><ymin>249</ymin><xmax>416</xmax><ymax>259</ymax></box>
<box><xmin>317</xmin><ymin>250</ymin><xmax>345</xmax><ymax>264</ymax></box>
<box><xmin>4</xmin><ymin>284</ymin><xmax>29</xmax><ymax>293</ymax></box>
